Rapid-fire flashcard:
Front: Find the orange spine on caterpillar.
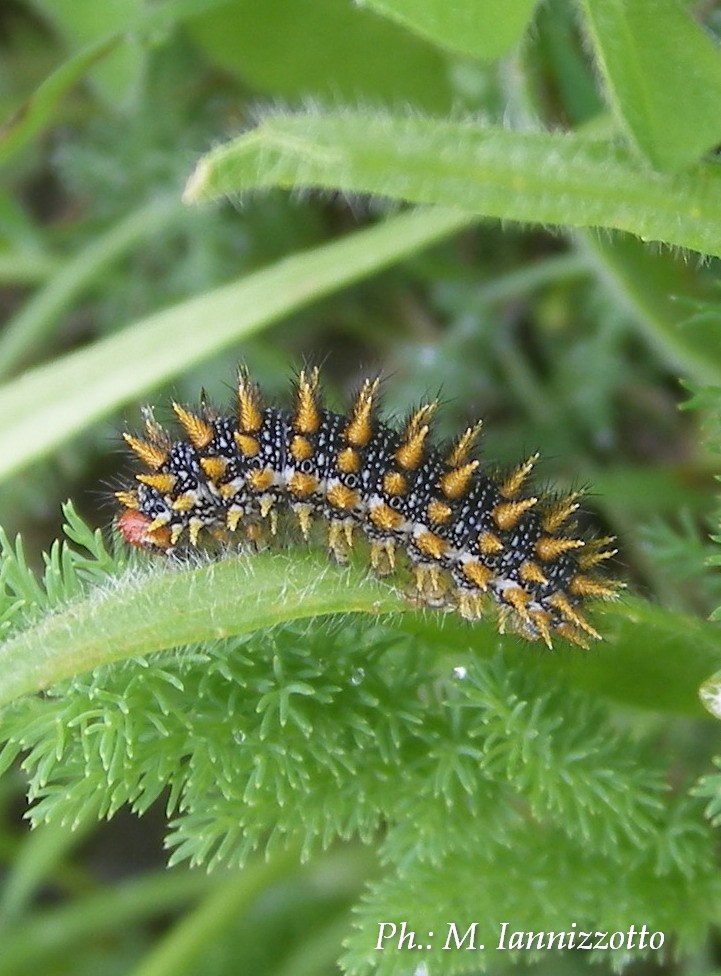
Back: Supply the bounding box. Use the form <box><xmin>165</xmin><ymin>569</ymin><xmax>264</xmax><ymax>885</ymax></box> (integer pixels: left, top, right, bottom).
<box><xmin>115</xmin><ymin>367</ymin><xmax>620</xmax><ymax>647</ymax></box>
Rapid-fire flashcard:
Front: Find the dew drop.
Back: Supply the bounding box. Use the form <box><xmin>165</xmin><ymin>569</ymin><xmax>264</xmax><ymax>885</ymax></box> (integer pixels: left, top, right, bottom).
<box><xmin>700</xmin><ymin>672</ymin><xmax>721</xmax><ymax>719</ymax></box>
<box><xmin>350</xmin><ymin>667</ymin><xmax>365</xmax><ymax>686</ymax></box>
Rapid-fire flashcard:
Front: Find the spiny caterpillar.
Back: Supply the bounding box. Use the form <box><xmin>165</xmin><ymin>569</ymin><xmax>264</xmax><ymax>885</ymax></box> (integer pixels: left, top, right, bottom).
<box><xmin>115</xmin><ymin>367</ymin><xmax>619</xmax><ymax>648</ymax></box>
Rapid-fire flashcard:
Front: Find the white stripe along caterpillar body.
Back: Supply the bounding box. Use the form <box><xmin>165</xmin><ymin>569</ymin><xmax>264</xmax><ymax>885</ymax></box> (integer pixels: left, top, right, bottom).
<box><xmin>115</xmin><ymin>367</ymin><xmax>619</xmax><ymax>647</ymax></box>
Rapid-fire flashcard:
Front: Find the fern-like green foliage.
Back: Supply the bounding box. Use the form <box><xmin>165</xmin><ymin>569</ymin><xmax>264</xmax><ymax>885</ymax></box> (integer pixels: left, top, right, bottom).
<box><xmin>640</xmin><ymin>510</ymin><xmax>721</xmax><ymax>616</ymax></box>
<box><xmin>0</xmin><ymin>503</ymin><xmax>125</xmax><ymax>641</ymax></box>
<box><xmin>0</xmin><ymin>505</ymin><xmax>719</xmax><ymax>973</ymax></box>
<box><xmin>685</xmin><ymin>384</ymin><xmax>721</xmax><ymax>835</ymax></box>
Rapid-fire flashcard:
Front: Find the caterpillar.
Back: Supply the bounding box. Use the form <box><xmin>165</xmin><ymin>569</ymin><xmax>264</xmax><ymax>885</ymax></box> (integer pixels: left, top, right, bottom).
<box><xmin>115</xmin><ymin>367</ymin><xmax>619</xmax><ymax>648</ymax></box>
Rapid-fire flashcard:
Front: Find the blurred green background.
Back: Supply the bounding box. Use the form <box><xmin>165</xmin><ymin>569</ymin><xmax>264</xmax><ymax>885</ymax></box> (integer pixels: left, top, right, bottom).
<box><xmin>3</xmin><ymin>1</ymin><xmax>721</xmax><ymax>974</ymax></box>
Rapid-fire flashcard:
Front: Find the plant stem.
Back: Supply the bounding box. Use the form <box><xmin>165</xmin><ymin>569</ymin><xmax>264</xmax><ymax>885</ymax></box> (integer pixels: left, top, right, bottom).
<box><xmin>474</xmin><ymin>251</ymin><xmax>590</xmax><ymax>306</ymax></box>
<box><xmin>0</xmin><ymin>252</ymin><xmax>62</xmax><ymax>285</ymax></box>
<box><xmin>0</xmin><ymin>552</ymin><xmax>405</xmax><ymax>709</ymax></box>
<box><xmin>185</xmin><ymin>111</ymin><xmax>721</xmax><ymax>259</ymax></box>
<box><xmin>128</xmin><ymin>851</ymin><xmax>300</xmax><ymax>976</ymax></box>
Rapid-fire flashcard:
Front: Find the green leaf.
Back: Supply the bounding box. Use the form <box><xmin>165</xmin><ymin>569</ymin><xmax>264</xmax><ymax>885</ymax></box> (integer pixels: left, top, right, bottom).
<box><xmin>184</xmin><ymin>109</ymin><xmax>721</xmax><ymax>259</ymax></box>
<box><xmin>187</xmin><ymin>0</ymin><xmax>456</xmax><ymax>113</ymax></box>
<box><xmin>0</xmin><ymin>207</ymin><xmax>472</xmax><ymax>480</ymax></box>
<box><xmin>28</xmin><ymin>0</ymin><xmax>144</xmax><ymax>108</ymax></box>
<box><xmin>360</xmin><ymin>0</ymin><xmax>539</xmax><ymax>60</ymax></box>
<box><xmin>1</xmin><ymin>0</ymin><xmax>232</xmax><ymax>161</ymax></box>
<box><xmin>581</xmin><ymin>0</ymin><xmax>721</xmax><ymax>171</ymax></box>
<box><xmin>401</xmin><ymin>595</ymin><xmax>721</xmax><ymax>717</ymax></box>
<box><xmin>0</xmin><ymin>34</ymin><xmax>121</xmax><ymax>165</ymax></box>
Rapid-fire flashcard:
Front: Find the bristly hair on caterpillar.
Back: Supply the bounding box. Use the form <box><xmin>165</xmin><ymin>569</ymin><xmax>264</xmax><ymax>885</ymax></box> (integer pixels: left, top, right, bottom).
<box><xmin>115</xmin><ymin>366</ymin><xmax>621</xmax><ymax>648</ymax></box>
